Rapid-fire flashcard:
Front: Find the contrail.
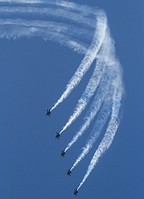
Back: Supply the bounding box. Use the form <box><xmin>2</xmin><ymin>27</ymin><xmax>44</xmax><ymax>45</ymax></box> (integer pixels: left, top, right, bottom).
<box><xmin>75</xmin><ymin>28</ymin><xmax>124</xmax><ymax>191</ymax></box>
<box><xmin>0</xmin><ymin>18</ymin><xmax>93</xmax><ymax>42</ymax></box>
<box><xmin>51</xmin><ymin>12</ymin><xmax>107</xmax><ymax>112</ymax></box>
<box><xmin>0</xmin><ymin>23</ymin><xmax>88</xmax><ymax>54</ymax></box>
<box><xmin>0</xmin><ymin>3</ymin><xmax>107</xmax><ymax>113</ymax></box>
<box><xmin>0</xmin><ymin>6</ymin><xmax>96</xmax><ymax>28</ymax></box>
<box><xmin>48</xmin><ymin>0</ymin><xmax>98</xmax><ymax>17</ymax></box>
<box><xmin>0</xmin><ymin>0</ymin><xmax>98</xmax><ymax>19</ymax></box>
<box><xmin>69</xmin><ymin>70</ymin><xmax>118</xmax><ymax>169</ymax></box>
<box><xmin>77</xmin><ymin>79</ymin><xmax>124</xmax><ymax>190</ymax></box>
<box><xmin>64</xmin><ymin>28</ymin><xmax>116</xmax><ymax>151</ymax></box>
<box><xmin>58</xmin><ymin>24</ymin><xmax>117</xmax><ymax>135</ymax></box>
<box><xmin>0</xmin><ymin>0</ymin><xmax>124</xmax><ymax>194</ymax></box>
<box><xmin>58</xmin><ymin>53</ymin><xmax>106</xmax><ymax>135</ymax></box>
<box><xmin>64</xmin><ymin>70</ymin><xmax>111</xmax><ymax>153</ymax></box>
<box><xmin>71</xmin><ymin>99</ymin><xmax>111</xmax><ymax>171</ymax></box>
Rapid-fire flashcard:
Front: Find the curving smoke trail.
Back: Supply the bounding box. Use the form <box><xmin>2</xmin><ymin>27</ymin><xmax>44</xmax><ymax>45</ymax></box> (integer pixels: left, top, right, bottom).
<box><xmin>51</xmin><ymin>12</ymin><xmax>107</xmax><ymax>112</ymax></box>
<box><xmin>0</xmin><ymin>1</ymin><xmax>108</xmax><ymax>114</ymax></box>
<box><xmin>0</xmin><ymin>19</ymin><xmax>90</xmax><ymax>54</ymax></box>
<box><xmin>64</xmin><ymin>28</ymin><xmax>116</xmax><ymax>152</ymax></box>
<box><xmin>0</xmin><ymin>0</ymin><xmax>98</xmax><ymax>20</ymax></box>
<box><xmin>77</xmin><ymin>74</ymin><xmax>124</xmax><ymax>191</ymax></box>
<box><xmin>0</xmin><ymin>6</ymin><xmax>96</xmax><ymax>28</ymax></box>
<box><xmin>0</xmin><ymin>18</ymin><xmax>93</xmax><ymax>41</ymax></box>
<box><xmin>0</xmin><ymin>0</ymin><xmax>124</xmax><ymax>193</ymax></box>
<box><xmin>67</xmin><ymin>45</ymin><xmax>120</xmax><ymax>171</ymax></box>
<box><xmin>49</xmin><ymin>0</ymin><xmax>97</xmax><ymax>16</ymax></box>
<box><xmin>0</xmin><ymin>24</ymin><xmax>88</xmax><ymax>54</ymax></box>
<box><xmin>71</xmin><ymin>99</ymin><xmax>111</xmax><ymax>171</ymax></box>
<box><xmin>58</xmin><ymin>46</ymin><xmax>106</xmax><ymax>134</ymax></box>
<box><xmin>69</xmin><ymin>67</ymin><xmax>118</xmax><ymax>170</ymax></box>
<box><xmin>64</xmin><ymin>70</ymin><xmax>111</xmax><ymax>153</ymax></box>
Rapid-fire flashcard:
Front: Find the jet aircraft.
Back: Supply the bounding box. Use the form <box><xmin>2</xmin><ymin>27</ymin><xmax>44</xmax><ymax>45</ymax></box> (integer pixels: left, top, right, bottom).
<box><xmin>74</xmin><ymin>189</ymin><xmax>78</xmax><ymax>196</ymax></box>
<box><xmin>46</xmin><ymin>109</ymin><xmax>51</xmax><ymax>117</ymax></box>
<box><xmin>55</xmin><ymin>132</ymin><xmax>60</xmax><ymax>140</ymax></box>
<box><xmin>67</xmin><ymin>169</ymin><xmax>72</xmax><ymax>176</ymax></box>
<box><xmin>61</xmin><ymin>150</ymin><xmax>66</xmax><ymax>157</ymax></box>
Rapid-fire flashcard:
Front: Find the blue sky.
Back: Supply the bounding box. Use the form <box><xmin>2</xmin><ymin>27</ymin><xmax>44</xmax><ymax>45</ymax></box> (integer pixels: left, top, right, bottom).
<box><xmin>0</xmin><ymin>0</ymin><xmax>144</xmax><ymax>199</ymax></box>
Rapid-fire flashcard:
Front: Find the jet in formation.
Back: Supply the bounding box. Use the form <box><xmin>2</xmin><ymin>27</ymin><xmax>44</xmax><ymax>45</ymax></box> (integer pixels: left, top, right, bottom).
<box><xmin>46</xmin><ymin>110</ymin><xmax>78</xmax><ymax>195</ymax></box>
<box><xmin>61</xmin><ymin>150</ymin><xmax>66</xmax><ymax>157</ymax></box>
<box><xmin>46</xmin><ymin>109</ymin><xmax>51</xmax><ymax>117</ymax></box>
<box><xmin>67</xmin><ymin>169</ymin><xmax>72</xmax><ymax>176</ymax></box>
<box><xmin>73</xmin><ymin>189</ymin><xmax>78</xmax><ymax>196</ymax></box>
<box><xmin>55</xmin><ymin>132</ymin><xmax>61</xmax><ymax>140</ymax></box>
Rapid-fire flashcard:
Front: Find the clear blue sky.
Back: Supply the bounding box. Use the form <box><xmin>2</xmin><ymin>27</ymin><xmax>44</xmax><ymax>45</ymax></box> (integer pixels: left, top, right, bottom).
<box><xmin>0</xmin><ymin>0</ymin><xmax>144</xmax><ymax>198</ymax></box>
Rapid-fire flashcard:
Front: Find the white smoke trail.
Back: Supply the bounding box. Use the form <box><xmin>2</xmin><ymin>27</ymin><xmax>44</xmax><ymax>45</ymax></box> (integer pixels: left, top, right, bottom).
<box><xmin>0</xmin><ymin>0</ymin><xmax>98</xmax><ymax>24</ymax></box>
<box><xmin>0</xmin><ymin>0</ymin><xmax>97</xmax><ymax>19</ymax></box>
<box><xmin>59</xmin><ymin>56</ymin><xmax>106</xmax><ymax>135</ymax></box>
<box><xmin>48</xmin><ymin>0</ymin><xmax>98</xmax><ymax>17</ymax></box>
<box><xmin>0</xmin><ymin>2</ymin><xmax>107</xmax><ymax>113</ymax></box>
<box><xmin>59</xmin><ymin>23</ymin><xmax>118</xmax><ymax>136</ymax></box>
<box><xmin>64</xmin><ymin>69</ymin><xmax>111</xmax><ymax>153</ymax></box>
<box><xmin>71</xmin><ymin>100</ymin><xmax>111</xmax><ymax>171</ymax></box>
<box><xmin>0</xmin><ymin>6</ymin><xmax>96</xmax><ymax>28</ymax></box>
<box><xmin>0</xmin><ymin>0</ymin><xmax>96</xmax><ymax>17</ymax></box>
<box><xmin>51</xmin><ymin>12</ymin><xmax>107</xmax><ymax>112</ymax></box>
<box><xmin>0</xmin><ymin>24</ymin><xmax>88</xmax><ymax>54</ymax></box>
<box><xmin>0</xmin><ymin>18</ymin><xmax>93</xmax><ymax>41</ymax></box>
<box><xmin>64</xmin><ymin>28</ymin><xmax>116</xmax><ymax>151</ymax></box>
<box><xmin>69</xmin><ymin>69</ymin><xmax>118</xmax><ymax>169</ymax></box>
<box><xmin>77</xmin><ymin>79</ymin><xmax>124</xmax><ymax>190</ymax></box>
<box><xmin>0</xmin><ymin>0</ymin><xmax>124</xmax><ymax>192</ymax></box>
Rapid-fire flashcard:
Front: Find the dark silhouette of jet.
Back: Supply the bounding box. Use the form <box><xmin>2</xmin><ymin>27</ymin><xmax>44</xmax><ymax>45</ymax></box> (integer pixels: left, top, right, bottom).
<box><xmin>67</xmin><ymin>169</ymin><xmax>72</xmax><ymax>176</ymax></box>
<box><xmin>46</xmin><ymin>109</ymin><xmax>51</xmax><ymax>117</ymax></box>
<box><xmin>55</xmin><ymin>132</ymin><xmax>60</xmax><ymax>140</ymax></box>
<box><xmin>74</xmin><ymin>189</ymin><xmax>78</xmax><ymax>196</ymax></box>
<box><xmin>61</xmin><ymin>150</ymin><xmax>66</xmax><ymax>157</ymax></box>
